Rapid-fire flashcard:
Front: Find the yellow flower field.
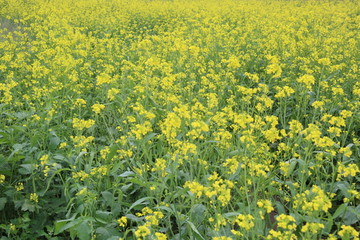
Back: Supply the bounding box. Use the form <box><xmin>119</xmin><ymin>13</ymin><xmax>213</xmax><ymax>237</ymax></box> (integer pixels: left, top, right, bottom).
<box><xmin>0</xmin><ymin>0</ymin><xmax>359</xmax><ymax>239</ymax></box>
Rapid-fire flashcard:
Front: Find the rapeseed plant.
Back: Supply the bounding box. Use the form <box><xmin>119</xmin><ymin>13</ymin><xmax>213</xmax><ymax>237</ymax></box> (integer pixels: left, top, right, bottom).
<box><xmin>0</xmin><ymin>0</ymin><xmax>358</xmax><ymax>239</ymax></box>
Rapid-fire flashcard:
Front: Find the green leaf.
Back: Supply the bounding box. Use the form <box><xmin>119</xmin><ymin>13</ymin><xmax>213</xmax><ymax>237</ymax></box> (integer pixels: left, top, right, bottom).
<box><xmin>76</xmin><ymin>221</ymin><xmax>91</xmax><ymax>240</ymax></box>
<box><xmin>288</xmin><ymin>159</ymin><xmax>298</xmax><ymax>175</ymax></box>
<box><xmin>228</xmin><ymin>149</ymin><xmax>240</xmax><ymax>156</ymax></box>
<box><xmin>53</xmin><ymin>154</ymin><xmax>66</xmax><ymax>161</ymax></box>
<box><xmin>19</xmin><ymin>164</ymin><xmax>34</xmax><ymax>175</ymax></box>
<box><xmin>13</xmin><ymin>143</ymin><xmax>27</xmax><ymax>152</ymax></box>
<box><xmin>125</xmin><ymin>214</ymin><xmax>143</xmax><ymax>222</ymax></box>
<box><xmin>343</xmin><ymin>206</ymin><xmax>360</xmax><ymax>225</ymax></box>
<box><xmin>127</xmin><ymin>197</ymin><xmax>154</xmax><ymax>213</ymax></box>
<box><xmin>95</xmin><ymin>227</ymin><xmax>121</xmax><ymax>240</ymax></box>
<box><xmin>54</xmin><ymin>221</ymin><xmax>67</xmax><ymax>235</ymax></box>
<box><xmin>21</xmin><ymin>199</ymin><xmax>35</xmax><ymax>212</ymax></box>
<box><xmin>101</xmin><ymin>191</ymin><xmax>114</xmax><ymax>206</ymax></box>
<box><xmin>107</xmin><ymin>237</ymin><xmax>122</xmax><ymax>240</ymax></box>
<box><xmin>49</xmin><ymin>136</ymin><xmax>61</xmax><ymax>150</ymax></box>
<box><xmin>186</xmin><ymin>220</ymin><xmax>205</xmax><ymax>240</ymax></box>
<box><xmin>223</xmin><ymin>212</ymin><xmax>240</xmax><ymax>218</ymax></box>
<box><xmin>275</xmin><ymin>201</ymin><xmax>286</xmax><ymax>215</ymax></box>
<box><xmin>118</xmin><ymin>171</ymin><xmax>135</xmax><ymax>178</ymax></box>
<box><xmin>334</xmin><ymin>181</ymin><xmax>351</xmax><ymax>198</ymax></box>
<box><xmin>190</xmin><ymin>204</ymin><xmax>206</xmax><ymax>224</ymax></box>
<box><xmin>0</xmin><ymin>198</ymin><xmax>7</xmax><ymax>211</ymax></box>
<box><xmin>142</xmin><ymin>132</ymin><xmax>158</xmax><ymax>142</ymax></box>
<box><xmin>109</xmin><ymin>160</ymin><xmax>124</xmax><ymax>175</ymax></box>
<box><xmin>95</xmin><ymin>227</ymin><xmax>111</xmax><ymax>239</ymax></box>
<box><xmin>95</xmin><ymin>210</ymin><xmax>112</xmax><ymax>223</ymax></box>
<box><xmin>107</xmin><ymin>145</ymin><xmax>119</xmax><ymax>161</ymax></box>
<box><xmin>54</xmin><ymin>214</ymin><xmax>77</xmax><ymax>235</ymax></box>
<box><xmin>14</xmin><ymin>111</ymin><xmax>31</xmax><ymax>120</ymax></box>
<box><xmin>333</xmin><ymin>203</ymin><xmax>347</xmax><ymax>219</ymax></box>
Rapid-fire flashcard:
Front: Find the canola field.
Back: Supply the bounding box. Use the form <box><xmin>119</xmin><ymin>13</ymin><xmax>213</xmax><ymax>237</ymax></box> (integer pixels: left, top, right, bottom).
<box><xmin>0</xmin><ymin>0</ymin><xmax>359</xmax><ymax>239</ymax></box>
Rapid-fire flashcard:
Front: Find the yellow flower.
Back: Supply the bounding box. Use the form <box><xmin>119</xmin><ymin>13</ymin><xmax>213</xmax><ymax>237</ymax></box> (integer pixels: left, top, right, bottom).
<box><xmin>225</xmin><ymin>55</ymin><xmax>241</xmax><ymax>69</ymax></box>
<box><xmin>266</xmin><ymin>62</ymin><xmax>282</xmax><ymax>78</ymax></box>
<box><xmin>117</xmin><ymin>216</ymin><xmax>127</xmax><ymax>227</ymax></box>
<box><xmin>134</xmin><ymin>225</ymin><xmax>150</xmax><ymax>239</ymax></box>
<box><xmin>16</xmin><ymin>182</ymin><xmax>24</xmax><ymax>191</ymax></box>
<box><xmin>90</xmin><ymin>166</ymin><xmax>109</xmax><ymax>176</ymax></box>
<box><xmin>235</xmin><ymin>214</ymin><xmax>255</xmax><ymax>230</ymax></box>
<box><xmin>301</xmin><ymin>222</ymin><xmax>324</xmax><ymax>234</ymax></box>
<box><xmin>59</xmin><ymin>142</ymin><xmax>67</xmax><ymax>149</ymax></box>
<box><xmin>0</xmin><ymin>174</ymin><xmax>5</xmax><ymax>184</ymax></box>
<box><xmin>293</xmin><ymin>185</ymin><xmax>332</xmax><ymax>213</ymax></box>
<box><xmin>107</xmin><ymin>88</ymin><xmax>120</xmax><ymax>101</ymax></box>
<box><xmin>332</xmin><ymin>86</ymin><xmax>344</xmax><ymax>95</ymax></box>
<box><xmin>70</xmin><ymin>135</ymin><xmax>95</xmax><ymax>148</ymax></box>
<box><xmin>337</xmin><ymin>163</ymin><xmax>359</xmax><ymax>179</ymax></box>
<box><xmin>32</xmin><ymin>114</ymin><xmax>41</xmax><ymax>121</ymax></box>
<box><xmin>76</xmin><ymin>188</ymin><xmax>88</xmax><ymax>196</ymax></box>
<box><xmin>72</xmin><ymin>118</ymin><xmax>95</xmax><ymax>130</ymax></box>
<box><xmin>339</xmin><ymin>147</ymin><xmax>352</xmax><ymax>157</ymax></box>
<box><xmin>318</xmin><ymin>58</ymin><xmax>331</xmax><ymax>66</ymax></box>
<box><xmin>274</xmin><ymin>86</ymin><xmax>295</xmax><ymax>98</ymax></box>
<box><xmin>213</xmin><ymin>129</ymin><xmax>232</xmax><ymax>148</ymax></box>
<box><xmin>43</xmin><ymin>165</ymin><xmax>50</xmax><ymax>177</ymax></box>
<box><xmin>257</xmin><ymin>199</ymin><xmax>274</xmax><ymax>213</ymax></box>
<box><xmin>91</xmin><ymin>103</ymin><xmax>106</xmax><ymax>114</ymax></box>
<box><xmin>276</xmin><ymin>214</ymin><xmax>296</xmax><ymax>231</ymax></box>
<box><xmin>131</xmin><ymin>121</ymin><xmax>152</xmax><ymax>140</ymax></box>
<box><xmin>338</xmin><ymin>225</ymin><xmax>359</xmax><ymax>239</ymax></box>
<box><xmin>96</xmin><ymin>73</ymin><xmax>114</xmax><ymax>85</ymax></box>
<box><xmin>297</xmin><ymin>74</ymin><xmax>315</xmax><ymax>90</ymax></box>
<box><xmin>151</xmin><ymin>158</ymin><xmax>167</xmax><ymax>177</ymax></box>
<box><xmin>312</xmin><ymin>101</ymin><xmax>325</xmax><ymax>110</ymax></box>
<box><xmin>340</xmin><ymin>110</ymin><xmax>353</xmax><ymax>118</ymax></box>
<box><xmin>30</xmin><ymin>193</ymin><xmax>39</xmax><ymax>203</ymax></box>
<box><xmin>160</xmin><ymin>112</ymin><xmax>181</xmax><ymax>141</ymax></box>
<box><xmin>9</xmin><ymin>224</ymin><xmax>16</xmax><ymax>231</ymax></box>
<box><xmin>326</xmin><ymin>234</ymin><xmax>337</xmax><ymax>240</ymax></box>
<box><xmin>186</xmin><ymin>120</ymin><xmax>209</xmax><ymax>140</ymax></box>
<box><xmin>72</xmin><ymin>171</ymin><xmax>90</xmax><ymax>181</ymax></box>
<box><xmin>40</xmin><ymin>154</ymin><xmax>49</xmax><ymax>165</ymax></box>
<box><xmin>74</xmin><ymin>98</ymin><xmax>87</xmax><ymax>106</ymax></box>
<box><xmin>213</xmin><ymin>237</ymin><xmax>232</xmax><ymax>240</ymax></box>
<box><xmin>155</xmin><ymin>232</ymin><xmax>167</xmax><ymax>240</ymax></box>
<box><xmin>184</xmin><ymin>181</ymin><xmax>205</xmax><ymax>198</ymax></box>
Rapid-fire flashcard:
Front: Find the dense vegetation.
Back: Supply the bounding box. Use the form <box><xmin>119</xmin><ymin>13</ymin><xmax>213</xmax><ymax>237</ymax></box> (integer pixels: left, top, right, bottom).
<box><xmin>0</xmin><ymin>0</ymin><xmax>359</xmax><ymax>239</ymax></box>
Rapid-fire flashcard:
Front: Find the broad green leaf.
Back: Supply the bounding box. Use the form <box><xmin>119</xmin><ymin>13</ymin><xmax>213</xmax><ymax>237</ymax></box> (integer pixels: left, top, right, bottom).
<box><xmin>127</xmin><ymin>197</ymin><xmax>154</xmax><ymax>213</ymax></box>
<box><xmin>125</xmin><ymin>214</ymin><xmax>143</xmax><ymax>222</ymax></box>
<box><xmin>54</xmin><ymin>221</ymin><xmax>67</xmax><ymax>235</ymax></box>
<box><xmin>107</xmin><ymin>145</ymin><xmax>119</xmax><ymax>161</ymax></box>
<box><xmin>190</xmin><ymin>204</ymin><xmax>206</xmax><ymax>224</ymax></box>
<box><xmin>49</xmin><ymin>136</ymin><xmax>61</xmax><ymax>150</ymax></box>
<box><xmin>333</xmin><ymin>181</ymin><xmax>351</xmax><ymax>198</ymax></box>
<box><xmin>95</xmin><ymin>210</ymin><xmax>112</xmax><ymax>223</ymax></box>
<box><xmin>54</xmin><ymin>214</ymin><xmax>78</xmax><ymax>235</ymax></box>
<box><xmin>343</xmin><ymin>206</ymin><xmax>360</xmax><ymax>225</ymax></box>
<box><xmin>223</xmin><ymin>212</ymin><xmax>240</xmax><ymax>218</ymax></box>
<box><xmin>21</xmin><ymin>199</ymin><xmax>35</xmax><ymax>212</ymax></box>
<box><xmin>186</xmin><ymin>220</ymin><xmax>205</xmax><ymax>240</ymax></box>
<box><xmin>96</xmin><ymin>227</ymin><xmax>121</xmax><ymax>240</ymax></box>
<box><xmin>0</xmin><ymin>198</ymin><xmax>7</xmax><ymax>211</ymax></box>
<box><xmin>332</xmin><ymin>203</ymin><xmax>347</xmax><ymax>219</ymax></box>
<box><xmin>142</xmin><ymin>132</ymin><xmax>158</xmax><ymax>142</ymax></box>
<box><xmin>101</xmin><ymin>191</ymin><xmax>114</xmax><ymax>205</ymax></box>
<box><xmin>19</xmin><ymin>164</ymin><xmax>34</xmax><ymax>175</ymax></box>
<box><xmin>13</xmin><ymin>143</ymin><xmax>27</xmax><ymax>152</ymax></box>
<box><xmin>118</xmin><ymin>171</ymin><xmax>135</xmax><ymax>178</ymax></box>
<box><xmin>76</xmin><ymin>221</ymin><xmax>91</xmax><ymax>240</ymax></box>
